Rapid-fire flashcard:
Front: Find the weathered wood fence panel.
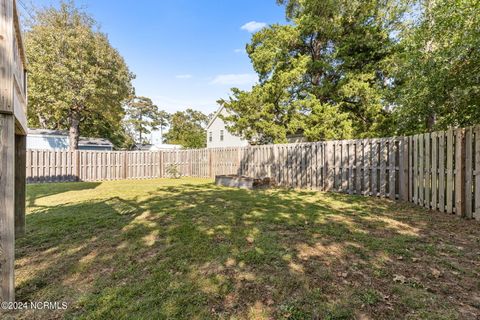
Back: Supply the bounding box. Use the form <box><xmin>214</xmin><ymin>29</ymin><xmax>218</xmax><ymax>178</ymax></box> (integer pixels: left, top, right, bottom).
<box><xmin>25</xmin><ymin>124</ymin><xmax>480</xmax><ymax>220</ymax></box>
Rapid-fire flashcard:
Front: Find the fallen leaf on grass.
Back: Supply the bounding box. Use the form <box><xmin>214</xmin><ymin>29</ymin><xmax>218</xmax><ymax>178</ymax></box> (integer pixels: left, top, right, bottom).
<box><xmin>430</xmin><ymin>268</ymin><xmax>442</xmax><ymax>278</ymax></box>
<box><xmin>393</xmin><ymin>274</ymin><xmax>407</xmax><ymax>283</ymax></box>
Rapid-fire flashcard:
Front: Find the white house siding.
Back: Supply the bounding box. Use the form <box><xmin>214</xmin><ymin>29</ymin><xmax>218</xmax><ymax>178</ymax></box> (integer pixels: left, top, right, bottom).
<box><xmin>27</xmin><ymin>135</ymin><xmax>69</xmax><ymax>150</ymax></box>
<box><xmin>206</xmin><ymin>108</ymin><xmax>249</xmax><ymax>148</ymax></box>
<box><xmin>27</xmin><ymin>134</ymin><xmax>113</xmax><ymax>151</ymax></box>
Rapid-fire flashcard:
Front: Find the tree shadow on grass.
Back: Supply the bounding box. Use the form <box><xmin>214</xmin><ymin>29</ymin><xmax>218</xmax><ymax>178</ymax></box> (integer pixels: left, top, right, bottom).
<box><xmin>8</xmin><ymin>182</ymin><xmax>480</xmax><ymax>320</ymax></box>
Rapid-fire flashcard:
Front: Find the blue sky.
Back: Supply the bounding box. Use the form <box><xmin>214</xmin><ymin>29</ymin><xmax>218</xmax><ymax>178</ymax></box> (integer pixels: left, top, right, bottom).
<box><xmin>21</xmin><ymin>0</ymin><xmax>287</xmax><ymax>115</ymax></box>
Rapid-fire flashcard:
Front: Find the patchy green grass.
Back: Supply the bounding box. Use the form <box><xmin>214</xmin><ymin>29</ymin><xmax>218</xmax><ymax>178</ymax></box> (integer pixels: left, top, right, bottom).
<box><xmin>3</xmin><ymin>178</ymin><xmax>479</xmax><ymax>319</ymax></box>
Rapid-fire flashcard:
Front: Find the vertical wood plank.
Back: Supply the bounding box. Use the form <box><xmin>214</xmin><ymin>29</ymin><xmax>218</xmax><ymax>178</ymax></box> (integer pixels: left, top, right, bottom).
<box><xmin>371</xmin><ymin>140</ymin><xmax>378</xmax><ymax>196</ymax></box>
<box><xmin>379</xmin><ymin>139</ymin><xmax>387</xmax><ymax>197</ymax></box>
<box><xmin>419</xmin><ymin>134</ymin><xmax>424</xmax><ymax>206</ymax></box>
<box><xmin>455</xmin><ymin>128</ymin><xmax>465</xmax><ymax>216</ymax></box>
<box><xmin>389</xmin><ymin>138</ymin><xmax>396</xmax><ymax>200</ymax></box>
<box><xmin>465</xmin><ymin>128</ymin><xmax>473</xmax><ymax>218</ymax></box>
<box><xmin>355</xmin><ymin>140</ymin><xmax>362</xmax><ymax>194</ymax></box>
<box><xmin>348</xmin><ymin>141</ymin><xmax>354</xmax><ymax>194</ymax></box>
<box><xmin>363</xmin><ymin>140</ymin><xmax>371</xmax><ymax>196</ymax></box>
<box><xmin>14</xmin><ymin>134</ymin><xmax>26</xmax><ymax>237</ymax></box>
<box><xmin>325</xmin><ymin>141</ymin><xmax>334</xmax><ymax>191</ymax></box>
<box><xmin>425</xmin><ymin>133</ymin><xmax>431</xmax><ymax>208</ymax></box>
<box><xmin>399</xmin><ymin>137</ymin><xmax>409</xmax><ymax>201</ymax></box>
<box><xmin>438</xmin><ymin>131</ymin><xmax>446</xmax><ymax>212</ymax></box>
<box><xmin>413</xmin><ymin>135</ymin><xmax>418</xmax><ymax>203</ymax></box>
<box><xmin>301</xmin><ymin>145</ymin><xmax>306</xmax><ymax>188</ymax></box>
<box><xmin>431</xmin><ymin>132</ymin><xmax>438</xmax><ymax>210</ymax></box>
<box><xmin>474</xmin><ymin>126</ymin><xmax>480</xmax><ymax>220</ymax></box>
<box><xmin>0</xmin><ymin>115</ymin><xmax>15</xmax><ymax>301</ymax></box>
<box><xmin>446</xmin><ymin>128</ymin><xmax>454</xmax><ymax>213</ymax></box>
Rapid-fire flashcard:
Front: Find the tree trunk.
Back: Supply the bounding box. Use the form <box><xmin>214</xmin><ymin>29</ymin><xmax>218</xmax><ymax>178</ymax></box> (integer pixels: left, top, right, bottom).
<box><xmin>426</xmin><ymin>112</ymin><xmax>436</xmax><ymax>131</ymax></box>
<box><xmin>69</xmin><ymin>113</ymin><xmax>80</xmax><ymax>151</ymax></box>
<box><xmin>38</xmin><ymin>115</ymin><xmax>48</xmax><ymax>128</ymax></box>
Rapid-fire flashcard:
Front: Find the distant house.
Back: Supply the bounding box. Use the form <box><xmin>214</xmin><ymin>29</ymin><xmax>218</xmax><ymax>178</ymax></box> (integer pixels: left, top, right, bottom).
<box><xmin>286</xmin><ymin>133</ymin><xmax>308</xmax><ymax>144</ymax></box>
<box><xmin>133</xmin><ymin>143</ymin><xmax>182</xmax><ymax>151</ymax></box>
<box><xmin>27</xmin><ymin>128</ymin><xmax>114</xmax><ymax>151</ymax></box>
<box><xmin>206</xmin><ymin>106</ymin><xmax>249</xmax><ymax>148</ymax></box>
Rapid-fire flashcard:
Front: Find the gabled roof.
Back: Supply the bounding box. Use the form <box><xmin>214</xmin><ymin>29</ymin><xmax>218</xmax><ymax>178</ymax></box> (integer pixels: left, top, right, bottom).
<box><xmin>28</xmin><ymin>128</ymin><xmax>113</xmax><ymax>147</ymax></box>
<box><xmin>206</xmin><ymin>105</ymin><xmax>225</xmax><ymax>130</ymax></box>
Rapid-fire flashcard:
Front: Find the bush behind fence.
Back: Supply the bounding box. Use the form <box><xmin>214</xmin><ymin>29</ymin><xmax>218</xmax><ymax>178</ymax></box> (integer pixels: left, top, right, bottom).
<box><xmin>26</xmin><ymin>126</ymin><xmax>480</xmax><ymax>219</ymax></box>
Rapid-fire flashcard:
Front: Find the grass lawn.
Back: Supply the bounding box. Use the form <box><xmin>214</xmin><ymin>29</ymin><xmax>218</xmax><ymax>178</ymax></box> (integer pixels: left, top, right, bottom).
<box><xmin>3</xmin><ymin>178</ymin><xmax>479</xmax><ymax>319</ymax></box>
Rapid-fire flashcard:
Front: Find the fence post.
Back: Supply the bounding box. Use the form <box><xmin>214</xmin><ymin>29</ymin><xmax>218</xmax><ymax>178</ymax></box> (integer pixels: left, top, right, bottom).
<box><xmin>455</xmin><ymin>128</ymin><xmax>466</xmax><ymax>216</ymax></box>
<box><xmin>208</xmin><ymin>149</ymin><xmax>212</xmax><ymax>178</ymax></box>
<box><xmin>160</xmin><ymin>151</ymin><xmax>164</xmax><ymax>178</ymax></box>
<box><xmin>465</xmin><ymin>128</ymin><xmax>473</xmax><ymax>218</ymax></box>
<box><xmin>399</xmin><ymin>137</ymin><xmax>409</xmax><ymax>201</ymax></box>
<box><xmin>475</xmin><ymin>126</ymin><xmax>480</xmax><ymax>220</ymax></box>
<box><xmin>237</xmin><ymin>147</ymin><xmax>241</xmax><ymax>175</ymax></box>
<box><xmin>123</xmin><ymin>152</ymin><xmax>128</xmax><ymax>180</ymax></box>
<box><xmin>273</xmin><ymin>145</ymin><xmax>279</xmax><ymax>183</ymax></box>
<box><xmin>75</xmin><ymin>150</ymin><xmax>80</xmax><ymax>181</ymax></box>
<box><xmin>188</xmin><ymin>150</ymin><xmax>192</xmax><ymax>177</ymax></box>
<box><xmin>324</xmin><ymin>141</ymin><xmax>333</xmax><ymax>191</ymax></box>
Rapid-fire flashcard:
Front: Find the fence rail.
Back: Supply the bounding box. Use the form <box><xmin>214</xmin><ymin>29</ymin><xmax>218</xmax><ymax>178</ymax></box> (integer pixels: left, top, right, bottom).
<box><xmin>26</xmin><ymin>125</ymin><xmax>480</xmax><ymax>220</ymax></box>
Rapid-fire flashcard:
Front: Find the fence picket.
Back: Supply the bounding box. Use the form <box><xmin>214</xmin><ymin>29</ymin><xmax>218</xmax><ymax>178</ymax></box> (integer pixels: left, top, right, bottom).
<box><xmin>474</xmin><ymin>126</ymin><xmax>480</xmax><ymax>219</ymax></box>
<box><xmin>465</xmin><ymin>128</ymin><xmax>473</xmax><ymax>217</ymax></box>
<box><xmin>431</xmin><ymin>133</ymin><xmax>438</xmax><ymax>210</ymax></box>
<box><xmin>363</xmin><ymin>140</ymin><xmax>371</xmax><ymax>196</ymax></box>
<box><xmin>446</xmin><ymin>128</ymin><xmax>454</xmax><ymax>213</ymax></box>
<box><xmin>389</xmin><ymin>138</ymin><xmax>396</xmax><ymax>200</ymax></box>
<box><xmin>23</xmin><ymin>126</ymin><xmax>479</xmax><ymax>221</ymax></box>
<box><xmin>438</xmin><ymin>132</ymin><xmax>446</xmax><ymax>212</ymax></box>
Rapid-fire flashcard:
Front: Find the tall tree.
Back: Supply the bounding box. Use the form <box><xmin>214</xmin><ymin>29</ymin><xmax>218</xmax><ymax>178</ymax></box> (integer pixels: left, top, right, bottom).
<box><xmin>392</xmin><ymin>0</ymin><xmax>480</xmax><ymax>134</ymax></box>
<box><xmin>125</xmin><ymin>96</ymin><xmax>166</xmax><ymax>144</ymax></box>
<box><xmin>156</xmin><ymin>110</ymin><xmax>171</xmax><ymax>143</ymax></box>
<box><xmin>220</xmin><ymin>0</ymin><xmax>408</xmax><ymax>143</ymax></box>
<box><xmin>25</xmin><ymin>1</ymin><xmax>134</xmax><ymax>150</ymax></box>
<box><xmin>164</xmin><ymin>109</ymin><xmax>209</xmax><ymax>148</ymax></box>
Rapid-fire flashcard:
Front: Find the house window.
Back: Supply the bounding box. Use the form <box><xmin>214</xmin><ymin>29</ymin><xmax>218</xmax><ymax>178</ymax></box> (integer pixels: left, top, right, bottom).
<box><xmin>220</xmin><ymin>130</ymin><xmax>224</xmax><ymax>141</ymax></box>
<box><xmin>209</xmin><ymin>131</ymin><xmax>212</xmax><ymax>142</ymax></box>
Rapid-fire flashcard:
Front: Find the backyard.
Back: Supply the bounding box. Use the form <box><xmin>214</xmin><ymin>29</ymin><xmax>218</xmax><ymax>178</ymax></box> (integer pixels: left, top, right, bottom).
<box><xmin>3</xmin><ymin>178</ymin><xmax>479</xmax><ymax>319</ymax></box>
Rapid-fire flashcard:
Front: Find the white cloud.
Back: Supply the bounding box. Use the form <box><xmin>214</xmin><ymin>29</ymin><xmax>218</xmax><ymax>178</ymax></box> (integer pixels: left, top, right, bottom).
<box><xmin>234</xmin><ymin>48</ymin><xmax>245</xmax><ymax>54</ymax></box>
<box><xmin>240</xmin><ymin>21</ymin><xmax>267</xmax><ymax>33</ymax></box>
<box><xmin>210</xmin><ymin>74</ymin><xmax>257</xmax><ymax>86</ymax></box>
<box><xmin>175</xmin><ymin>74</ymin><xmax>193</xmax><ymax>79</ymax></box>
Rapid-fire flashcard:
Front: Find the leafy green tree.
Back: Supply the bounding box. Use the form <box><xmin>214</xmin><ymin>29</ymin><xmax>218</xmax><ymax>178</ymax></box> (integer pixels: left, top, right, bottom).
<box><xmin>125</xmin><ymin>96</ymin><xmax>167</xmax><ymax>144</ymax></box>
<box><xmin>156</xmin><ymin>110</ymin><xmax>171</xmax><ymax>143</ymax></box>
<box><xmin>392</xmin><ymin>0</ymin><xmax>480</xmax><ymax>134</ymax></box>
<box><xmin>220</xmin><ymin>0</ymin><xmax>409</xmax><ymax>143</ymax></box>
<box><xmin>25</xmin><ymin>1</ymin><xmax>134</xmax><ymax>150</ymax></box>
<box><xmin>81</xmin><ymin>107</ymin><xmax>135</xmax><ymax>149</ymax></box>
<box><xmin>164</xmin><ymin>109</ymin><xmax>209</xmax><ymax>148</ymax></box>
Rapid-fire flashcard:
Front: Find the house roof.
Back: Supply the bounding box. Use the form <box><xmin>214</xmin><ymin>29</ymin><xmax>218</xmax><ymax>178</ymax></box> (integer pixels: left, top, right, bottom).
<box><xmin>133</xmin><ymin>143</ymin><xmax>182</xmax><ymax>151</ymax></box>
<box><xmin>133</xmin><ymin>144</ymin><xmax>154</xmax><ymax>151</ymax></box>
<box><xmin>28</xmin><ymin>128</ymin><xmax>113</xmax><ymax>147</ymax></box>
<box><xmin>206</xmin><ymin>105</ymin><xmax>224</xmax><ymax>130</ymax></box>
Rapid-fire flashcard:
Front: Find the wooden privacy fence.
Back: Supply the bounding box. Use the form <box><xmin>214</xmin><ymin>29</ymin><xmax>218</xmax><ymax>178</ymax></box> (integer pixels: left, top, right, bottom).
<box><xmin>26</xmin><ymin>125</ymin><xmax>480</xmax><ymax>219</ymax></box>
